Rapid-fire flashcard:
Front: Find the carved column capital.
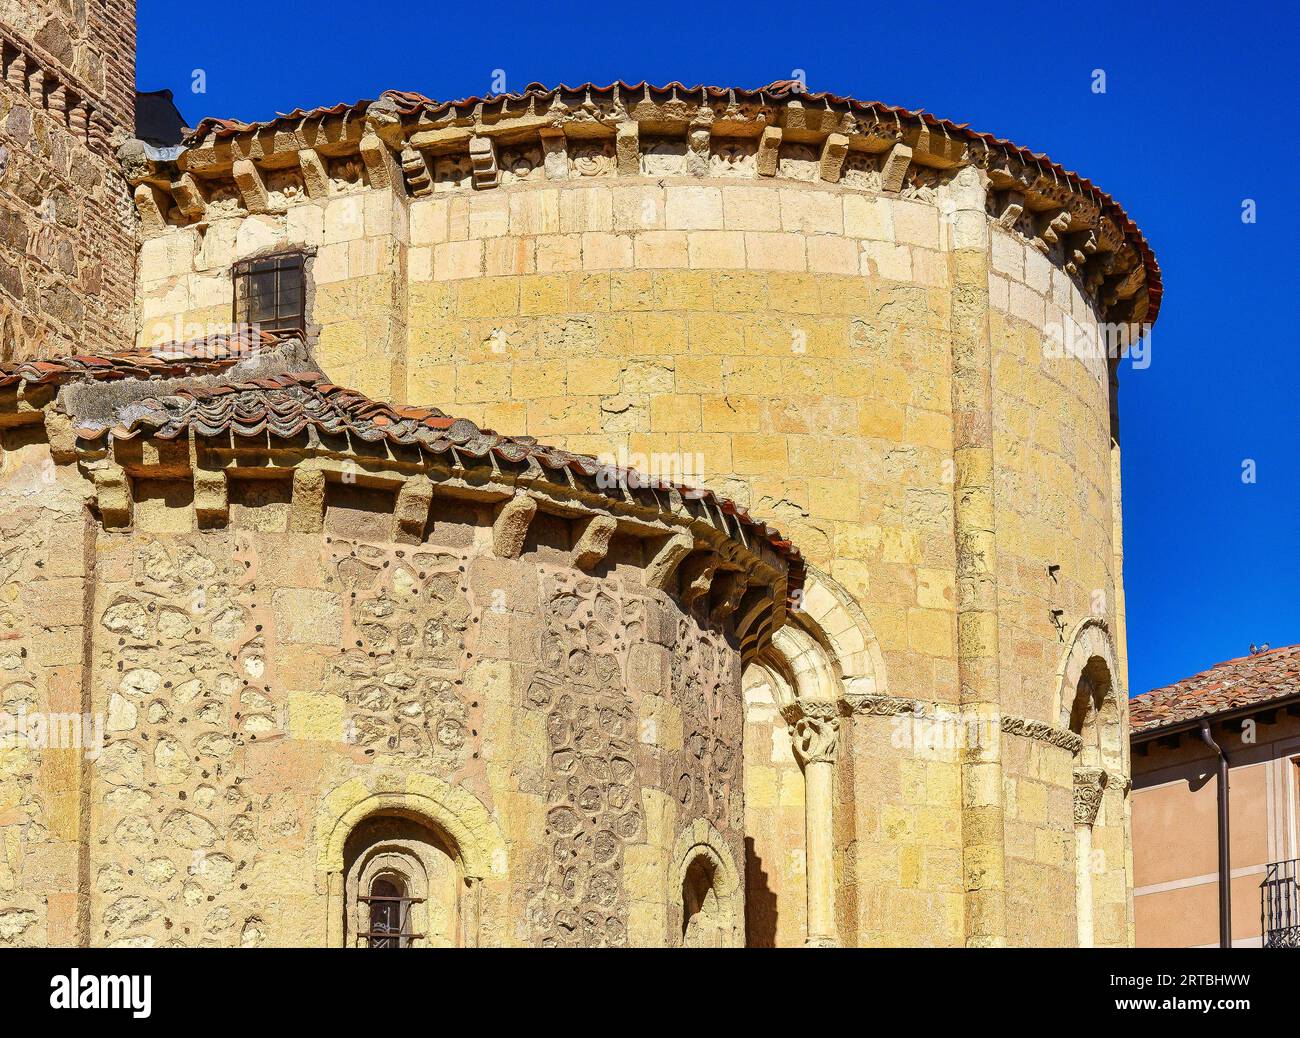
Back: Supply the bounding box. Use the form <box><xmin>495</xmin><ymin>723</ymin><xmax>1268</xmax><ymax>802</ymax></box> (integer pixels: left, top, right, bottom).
<box><xmin>789</xmin><ymin>701</ymin><xmax>840</xmax><ymax>768</ymax></box>
<box><xmin>1073</xmin><ymin>767</ymin><xmax>1108</xmax><ymax>827</ymax></box>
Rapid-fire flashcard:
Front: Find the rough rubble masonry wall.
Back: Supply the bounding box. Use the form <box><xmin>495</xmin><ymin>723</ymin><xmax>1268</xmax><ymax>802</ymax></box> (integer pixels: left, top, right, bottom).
<box><xmin>4</xmin><ymin>463</ymin><xmax>764</xmax><ymax>946</ymax></box>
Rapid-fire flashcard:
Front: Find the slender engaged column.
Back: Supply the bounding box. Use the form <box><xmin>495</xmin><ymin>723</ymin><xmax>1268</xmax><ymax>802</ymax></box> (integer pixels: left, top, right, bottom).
<box><xmin>1073</xmin><ymin>768</ymin><xmax>1108</xmax><ymax>948</ymax></box>
<box><xmin>326</xmin><ymin>870</ymin><xmax>346</xmax><ymax>947</ymax></box>
<box><xmin>946</xmin><ymin>164</ymin><xmax>1008</xmax><ymax>946</ymax></box>
<box><xmin>790</xmin><ymin>702</ymin><xmax>840</xmax><ymax>947</ymax></box>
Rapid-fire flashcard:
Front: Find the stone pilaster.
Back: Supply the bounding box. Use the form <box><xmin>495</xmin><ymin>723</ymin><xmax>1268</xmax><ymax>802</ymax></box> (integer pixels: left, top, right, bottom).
<box><xmin>1108</xmin><ymin>365</ymin><xmax>1136</xmax><ymax>946</ymax></box>
<box><xmin>946</xmin><ymin>164</ymin><xmax>1008</xmax><ymax>947</ymax></box>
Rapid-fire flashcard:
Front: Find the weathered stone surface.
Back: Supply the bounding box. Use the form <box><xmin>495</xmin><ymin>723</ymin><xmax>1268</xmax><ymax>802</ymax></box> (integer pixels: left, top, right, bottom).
<box><xmin>571</xmin><ymin>514</ymin><xmax>617</xmax><ymax>570</ymax></box>
<box><xmin>4</xmin><ymin>8</ymin><xmax>1144</xmax><ymax>946</ymax></box>
<box><xmin>0</xmin><ymin>3</ymin><xmax>135</xmax><ymax>363</ymax></box>
<box><xmin>491</xmin><ymin>494</ymin><xmax>536</xmax><ymax>558</ymax></box>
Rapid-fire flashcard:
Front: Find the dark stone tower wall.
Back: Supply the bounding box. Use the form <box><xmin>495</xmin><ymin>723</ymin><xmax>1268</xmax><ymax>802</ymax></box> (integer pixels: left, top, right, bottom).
<box><xmin>0</xmin><ymin>0</ymin><xmax>137</xmax><ymax>360</ymax></box>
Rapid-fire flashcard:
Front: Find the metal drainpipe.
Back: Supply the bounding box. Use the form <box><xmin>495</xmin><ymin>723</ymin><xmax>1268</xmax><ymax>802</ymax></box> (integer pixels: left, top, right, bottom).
<box><xmin>1199</xmin><ymin>720</ymin><xmax>1232</xmax><ymax>948</ymax></box>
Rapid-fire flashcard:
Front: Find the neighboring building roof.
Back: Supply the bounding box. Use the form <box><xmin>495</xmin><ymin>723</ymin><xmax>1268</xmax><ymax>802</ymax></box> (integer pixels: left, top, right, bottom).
<box><xmin>1130</xmin><ymin>644</ymin><xmax>1300</xmax><ymax>736</ymax></box>
<box><xmin>0</xmin><ymin>331</ymin><xmax>804</xmax><ymax>597</ymax></box>
<box><xmin>135</xmin><ymin>88</ymin><xmax>189</xmax><ymax>148</ymax></box>
<box><xmin>178</xmin><ymin>80</ymin><xmax>1161</xmax><ymax>327</ymax></box>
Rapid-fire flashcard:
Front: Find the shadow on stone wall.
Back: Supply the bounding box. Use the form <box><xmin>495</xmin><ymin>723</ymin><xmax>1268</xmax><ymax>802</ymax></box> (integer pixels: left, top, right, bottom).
<box><xmin>744</xmin><ymin>837</ymin><xmax>779</xmax><ymax>947</ymax></box>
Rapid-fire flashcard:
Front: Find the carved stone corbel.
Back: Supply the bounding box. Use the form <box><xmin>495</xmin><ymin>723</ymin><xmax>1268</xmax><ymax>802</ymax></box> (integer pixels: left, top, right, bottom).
<box><xmin>685</xmin><ymin>120</ymin><xmax>712</xmax><ymax>177</ymax></box>
<box><xmin>756</xmin><ymin>126</ymin><xmax>783</xmax><ymax>177</ymax></box>
<box><xmin>572</xmin><ymin>514</ymin><xmax>618</xmax><ymax>571</ymax></box>
<box><xmin>69</xmin><ymin>101</ymin><xmax>91</xmax><ymax>141</ymax></box>
<box><xmin>819</xmin><ymin>133</ymin><xmax>849</xmax><ymax>184</ymax></box>
<box><xmin>48</xmin><ymin>83</ymin><xmax>67</xmax><ymax>121</ymax></box>
<box><xmin>1108</xmin><ymin>263</ymin><xmax>1146</xmax><ymax>303</ymax></box>
<box><xmin>132</xmin><ymin>183</ymin><xmax>168</xmax><ymax>236</ymax></box>
<box><xmin>170</xmin><ymin>173</ymin><xmax>207</xmax><ymax>222</ymax></box>
<box><xmin>1037</xmin><ymin>209</ymin><xmax>1073</xmax><ymax>249</ymax></box>
<box><xmin>89</xmin><ymin>111</ymin><xmax>111</xmax><ymax>154</ymax></box>
<box><xmin>26</xmin><ymin>66</ymin><xmax>43</xmax><ymax>106</ymax></box>
<box><xmin>297</xmin><ymin>148</ymin><xmax>331</xmax><ymax>199</ymax></box>
<box><xmin>492</xmin><ymin>494</ymin><xmax>537</xmax><ymax>558</ymax></box>
<box><xmin>192</xmin><ymin>468</ymin><xmax>228</xmax><ymax>526</ymax></box>
<box><xmin>677</xmin><ymin>551</ymin><xmax>718</xmax><ymax>606</ymax></box>
<box><xmin>190</xmin><ymin>437</ymin><xmax>229</xmax><ymax>527</ymax></box>
<box><xmin>359</xmin><ymin>133</ymin><xmax>401</xmax><ymax>193</ymax></box>
<box><xmin>232</xmin><ymin>158</ymin><xmax>270</xmax><ymax>214</ymax></box>
<box><xmin>709</xmin><ymin>569</ymin><xmax>748</xmax><ymax>624</ymax></box>
<box><xmin>399</xmin><ymin>147</ymin><xmax>433</xmax><ymax>197</ymax></box>
<box><xmin>996</xmin><ymin>191</ymin><xmax>1026</xmax><ymax>229</ymax></box>
<box><xmin>393</xmin><ymin>475</ymin><xmax>433</xmax><ymax>543</ymax></box>
<box><xmin>880</xmin><ymin>142</ymin><xmax>913</xmax><ymax>194</ymax></box>
<box><xmin>43</xmin><ymin>410</ymin><xmax>78</xmax><ymax>465</ymax></box>
<box><xmin>469</xmin><ymin>136</ymin><xmax>499</xmax><ymax>190</ymax></box>
<box><xmin>644</xmin><ymin>530</ymin><xmax>694</xmax><ymax>591</ymax></box>
<box><xmin>1064</xmin><ymin>228</ymin><xmax>1098</xmax><ymax>275</ymax></box>
<box><xmin>615</xmin><ymin>121</ymin><xmax>639</xmax><ymax>177</ymax></box>
<box><xmin>5</xmin><ymin>51</ymin><xmax>25</xmax><ymax>92</ymax></box>
<box><xmin>89</xmin><ymin>462</ymin><xmax>132</xmax><ymax>528</ymax></box>
<box><xmin>539</xmin><ymin>127</ymin><xmax>568</xmax><ymax>181</ymax></box>
<box><xmin>1084</xmin><ymin>252</ymin><xmax>1112</xmax><ymax>296</ymax></box>
<box><xmin>289</xmin><ymin>468</ymin><xmax>326</xmax><ymax>534</ymax></box>
<box><xmin>1073</xmin><ymin>767</ymin><xmax>1108</xmax><ymax>827</ymax></box>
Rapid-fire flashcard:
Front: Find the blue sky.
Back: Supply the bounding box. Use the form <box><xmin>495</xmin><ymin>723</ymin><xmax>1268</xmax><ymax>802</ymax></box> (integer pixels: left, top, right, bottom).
<box><xmin>137</xmin><ymin>0</ymin><xmax>1299</xmax><ymax>695</ymax></box>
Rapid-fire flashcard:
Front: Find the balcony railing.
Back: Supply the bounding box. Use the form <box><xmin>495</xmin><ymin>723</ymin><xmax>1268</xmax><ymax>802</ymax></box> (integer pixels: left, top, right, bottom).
<box><xmin>1262</xmin><ymin>857</ymin><xmax>1300</xmax><ymax>948</ymax></box>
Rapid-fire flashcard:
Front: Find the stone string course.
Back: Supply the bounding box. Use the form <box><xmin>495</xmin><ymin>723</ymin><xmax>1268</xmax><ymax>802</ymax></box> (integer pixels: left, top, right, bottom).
<box><xmin>837</xmin><ymin>693</ymin><xmax>1085</xmax><ymax>754</ymax></box>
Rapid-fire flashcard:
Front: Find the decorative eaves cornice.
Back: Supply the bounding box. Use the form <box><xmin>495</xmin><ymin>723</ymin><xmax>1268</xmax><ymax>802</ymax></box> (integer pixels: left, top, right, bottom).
<box><xmin>121</xmin><ymin>81</ymin><xmax>1160</xmax><ymax>329</ymax></box>
<box><xmin>0</xmin><ymin>331</ymin><xmax>801</xmax><ymax>648</ymax></box>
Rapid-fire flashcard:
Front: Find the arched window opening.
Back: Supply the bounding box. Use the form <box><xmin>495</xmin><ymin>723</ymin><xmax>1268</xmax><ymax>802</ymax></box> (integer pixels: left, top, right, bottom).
<box><xmin>1056</xmin><ymin>622</ymin><xmax>1128</xmax><ymax>949</ymax></box>
<box><xmin>1070</xmin><ymin>656</ymin><xmax>1116</xmax><ymax>769</ymax></box>
<box><xmin>682</xmin><ymin>854</ymin><xmax>722</xmax><ymax>947</ymax></box>
<box><xmin>672</xmin><ymin>821</ymin><xmax>743</xmax><ymax>948</ymax></box>
<box><xmin>343</xmin><ymin>813</ymin><xmax>462</xmax><ymax>948</ymax></box>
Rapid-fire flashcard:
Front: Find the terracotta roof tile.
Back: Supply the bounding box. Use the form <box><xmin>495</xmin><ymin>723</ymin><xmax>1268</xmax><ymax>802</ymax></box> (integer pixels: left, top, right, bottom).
<box><xmin>0</xmin><ymin>328</ymin><xmax>284</xmax><ymax>389</ymax></box>
<box><xmin>1130</xmin><ymin>644</ymin><xmax>1300</xmax><ymax>735</ymax></box>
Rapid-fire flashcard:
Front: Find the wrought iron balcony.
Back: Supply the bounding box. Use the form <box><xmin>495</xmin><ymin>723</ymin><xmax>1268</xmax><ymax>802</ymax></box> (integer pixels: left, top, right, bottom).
<box><xmin>1262</xmin><ymin>857</ymin><xmax>1300</xmax><ymax>948</ymax></box>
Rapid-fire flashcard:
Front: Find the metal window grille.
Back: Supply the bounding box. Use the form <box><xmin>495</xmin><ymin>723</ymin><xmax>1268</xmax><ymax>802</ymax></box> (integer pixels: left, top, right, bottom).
<box><xmin>232</xmin><ymin>252</ymin><xmax>305</xmax><ymax>334</ymax></box>
<box><xmin>359</xmin><ymin>881</ymin><xmax>425</xmax><ymax>949</ymax></box>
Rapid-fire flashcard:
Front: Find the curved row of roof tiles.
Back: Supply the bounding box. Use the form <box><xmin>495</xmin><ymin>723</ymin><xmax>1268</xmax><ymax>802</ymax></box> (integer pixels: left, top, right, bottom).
<box><xmin>0</xmin><ymin>330</ymin><xmax>804</xmax><ymax>599</ymax></box>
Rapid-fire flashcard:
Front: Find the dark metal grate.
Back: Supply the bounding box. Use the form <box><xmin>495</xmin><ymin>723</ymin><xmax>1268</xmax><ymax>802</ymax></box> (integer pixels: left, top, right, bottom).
<box><xmin>1262</xmin><ymin>857</ymin><xmax>1300</xmax><ymax>948</ymax></box>
<box><xmin>233</xmin><ymin>253</ymin><xmax>305</xmax><ymax>334</ymax></box>
<box><xmin>358</xmin><ymin>893</ymin><xmax>425</xmax><ymax>949</ymax></box>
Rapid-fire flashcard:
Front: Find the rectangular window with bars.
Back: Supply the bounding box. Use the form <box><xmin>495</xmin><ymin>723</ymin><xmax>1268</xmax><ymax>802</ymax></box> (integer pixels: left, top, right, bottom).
<box><xmin>232</xmin><ymin>252</ymin><xmax>306</xmax><ymax>333</ymax></box>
